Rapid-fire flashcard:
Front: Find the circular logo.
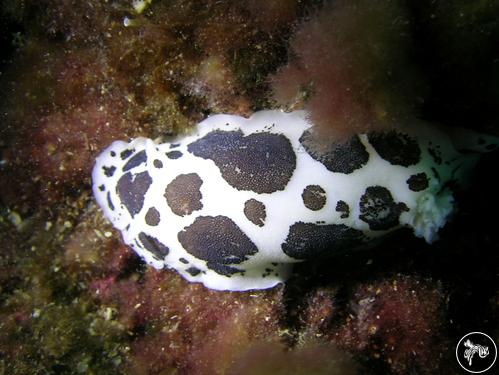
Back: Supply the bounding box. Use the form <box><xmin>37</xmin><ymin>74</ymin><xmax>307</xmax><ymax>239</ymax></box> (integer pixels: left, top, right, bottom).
<box><xmin>456</xmin><ymin>332</ymin><xmax>497</xmax><ymax>373</ymax></box>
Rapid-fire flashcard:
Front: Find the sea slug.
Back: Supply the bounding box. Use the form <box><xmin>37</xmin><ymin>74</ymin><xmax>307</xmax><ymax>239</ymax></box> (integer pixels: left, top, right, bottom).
<box><xmin>92</xmin><ymin>110</ymin><xmax>496</xmax><ymax>290</ymax></box>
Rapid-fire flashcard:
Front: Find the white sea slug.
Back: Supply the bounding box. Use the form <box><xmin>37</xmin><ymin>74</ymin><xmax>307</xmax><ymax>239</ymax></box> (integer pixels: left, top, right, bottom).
<box><xmin>92</xmin><ymin>110</ymin><xmax>497</xmax><ymax>291</ymax></box>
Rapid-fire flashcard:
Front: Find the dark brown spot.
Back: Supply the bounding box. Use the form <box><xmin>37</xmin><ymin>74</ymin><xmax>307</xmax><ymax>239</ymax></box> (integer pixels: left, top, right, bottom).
<box><xmin>116</xmin><ymin>171</ymin><xmax>152</xmax><ymax>217</ymax></box>
<box><xmin>244</xmin><ymin>199</ymin><xmax>266</xmax><ymax>227</ymax></box>
<box><xmin>145</xmin><ymin>207</ymin><xmax>161</xmax><ymax>226</ymax></box>
<box><xmin>486</xmin><ymin>143</ymin><xmax>498</xmax><ymax>151</ymax></box>
<box><xmin>368</xmin><ymin>131</ymin><xmax>421</xmax><ymax>167</ymax></box>
<box><xmin>177</xmin><ymin>215</ymin><xmax>258</xmax><ymax>276</ymax></box>
<box><xmin>165</xmin><ymin>173</ymin><xmax>203</xmax><ymax>217</ymax></box>
<box><xmin>359</xmin><ymin>186</ymin><xmax>409</xmax><ymax>230</ymax></box>
<box><xmin>98</xmin><ymin>184</ymin><xmax>105</xmax><ymax>192</ymax></box>
<box><xmin>153</xmin><ymin>159</ymin><xmax>163</xmax><ymax>168</ymax></box>
<box><xmin>110</xmin><ymin>151</ymin><xmax>116</xmax><ymax>157</ymax></box>
<box><xmin>282</xmin><ymin>222</ymin><xmax>366</xmax><ymax>260</ymax></box>
<box><xmin>207</xmin><ymin>263</ymin><xmax>242</xmax><ymax>276</ymax></box>
<box><xmin>138</xmin><ymin>232</ymin><xmax>169</xmax><ymax>259</ymax></box>
<box><xmin>299</xmin><ymin>130</ymin><xmax>369</xmax><ymax>174</ymax></box>
<box><xmin>188</xmin><ymin>130</ymin><xmax>296</xmax><ymax>194</ymax></box>
<box><xmin>120</xmin><ymin>149</ymin><xmax>134</xmax><ymax>160</ymax></box>
<box><xmin>103</xmin><ymin>165</ymin><xmax>116</xmax><ymax>177</ymax></box>
<box><xmin>179</xmin><ymin>258</ymin><xmax>189</xmax><ymax>264</ymax></box>
<box><xmin>336</xmin><ymin>200</ymin><xmax>350</xmax><ymax>218</ymax></box>
<box><xmin>428</xmin><ymin>146</ymin><xmax>442</xmax><ymax>165</ymax></box>
<box><xmin>406</xmin><ymin>173</ymin><xmax>429</xmax><ymax>192</ymax></box>
<box><xmin>186</xmin><ymin>267</ymin><xmax>201</xmax><ymax>276</ymax></box>
<box><xmin>166</xmin><ymin>151</ymin><xmax>183</xmax><ymax>159</ymax></box>
<box><xmin>302</xmin><ymin>185</ymin><xmax>327</xmax><ymax>210</ymax></box>
<box><xmin>431</xmin><ymin>167</ymin><xmax>440</xmax><ymax>179</ymax></box>
<box><xmin>107</xmin><ymin>192</ymin><xmax>115</xmax><ymax>211</ymax></box>
<box><xmin>262</xmin><ymin>267</ymin><xmax>274</xmax><ymax>278</ymax></box>
<box><xmin>123</xmin><ymin>150</ymin><xmax>147</xmax><ymax>172</ymax></box>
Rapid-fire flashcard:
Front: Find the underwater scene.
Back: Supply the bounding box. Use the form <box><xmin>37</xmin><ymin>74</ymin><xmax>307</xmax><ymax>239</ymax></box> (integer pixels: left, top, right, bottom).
<box><xmin>1</xmin><ymin>1</ymin><xmax>498</xmax><ymax>374</ymax></box>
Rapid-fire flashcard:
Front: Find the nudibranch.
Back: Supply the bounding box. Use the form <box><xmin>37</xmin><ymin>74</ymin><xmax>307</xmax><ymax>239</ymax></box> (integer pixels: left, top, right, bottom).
<box><xmin>92</xmin><ymin>110</ymin><xmax>497</xmax><ymax>291</ymax></box>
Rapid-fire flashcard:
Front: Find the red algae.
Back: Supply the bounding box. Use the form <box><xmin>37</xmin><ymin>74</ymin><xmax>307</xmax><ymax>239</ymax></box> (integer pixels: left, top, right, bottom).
<box><xmin>65</xmin><ymin>232</ymin><xmax>135</xmax><ymax>280</ymax></box>
<box><xmin>182</xmin><ymin>55</ymin><xmax>252</xmax><ymax>116</ymax></box>
<box><xmin>227</xmin><ymin>341</ymin><xmax>358</xmax><ymax>375</ymax></box>
<box><xmin>301</xmin><ymin>287</ymin><xmax>338</xmax><ymax>336</ymax></box>
<box><xmin>122</xmin><ymin>270</ymin><xmax>284</xmax><ymax>374</ymax></box>
<box><xmin>271</xmin><ymin>0</ymin><xmax>425</xmax><ymax>141</ymax></box>
<box><xmin>1</xmin><ymin>96</ymin><xmax>131</xmax><ymax>207</ymax></box>
<box><xmin>333</xmin><ymin>276</ymin><xmax>449</xmax><ymax>374</ymax></box>
<box><xmin>0</xmin><ymin>44</ymin><xmax>136</xmax><ymax>208</ymax></box>
<box><xmin>29</xmin><ymin>102</ymin><xmax>128</xmax><ymax>182</ymax></box>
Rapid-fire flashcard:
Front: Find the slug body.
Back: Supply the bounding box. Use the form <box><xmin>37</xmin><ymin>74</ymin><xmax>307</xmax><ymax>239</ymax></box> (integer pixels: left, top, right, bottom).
<box><xmin>92</xmin><ymin>110</ymin><xmax>495</xmax><ymax>291</ymax></box>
